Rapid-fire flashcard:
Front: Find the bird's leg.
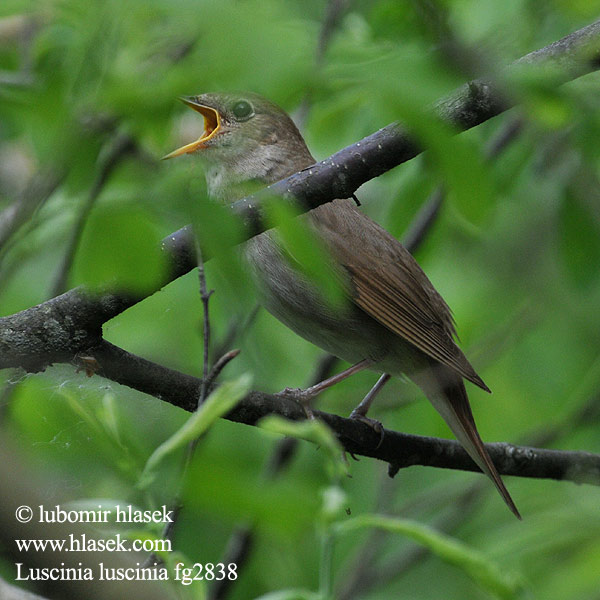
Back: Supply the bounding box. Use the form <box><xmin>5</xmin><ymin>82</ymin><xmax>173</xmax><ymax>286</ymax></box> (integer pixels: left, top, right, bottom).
<box><xmin>350</xmin><ymin>373</ymin><xmax>391</xmax><ymax>418</ymax></box>
<box><xmin>276</xmin><ymin>359</ymin><xmax>372</xmax><ymax>418</ymax></box>
<box><xmin>303</xmin><ymin>359</ymin><xmax>372</xmax><ymax>397</ymax></box>
<box><xmin>349</xmin><ymin>373</ymin><xmax>391</xmax><ymax>446</ymax></box>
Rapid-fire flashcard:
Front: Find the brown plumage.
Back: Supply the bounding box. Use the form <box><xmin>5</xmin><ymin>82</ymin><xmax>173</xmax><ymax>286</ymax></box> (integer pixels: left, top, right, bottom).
<box><xmin>165</xmin><ymin>92</ymin><xmax>520</xmax><ymax>519</ymax></box>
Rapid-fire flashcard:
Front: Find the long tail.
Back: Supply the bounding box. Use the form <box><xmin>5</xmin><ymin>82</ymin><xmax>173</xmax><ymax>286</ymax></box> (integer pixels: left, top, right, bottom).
<box><xmin>418</xmin><ymin>369</ymin><xmax>521</xmax><ymax>519</ymax></box>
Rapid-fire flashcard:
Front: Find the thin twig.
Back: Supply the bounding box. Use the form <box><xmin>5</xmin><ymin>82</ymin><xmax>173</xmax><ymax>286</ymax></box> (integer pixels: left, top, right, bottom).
<box><xmin>401</xmin><ymin>187</ymin><xmax>445</xmax><ymax>254</ymax></box>
<box><xmin>208</xmin><ymin>527</ymin><xmax>254</xmax><ymax>600</ymax></box>
<box><xmin>197</xmin><ymin>255</ymin><xmax>214</xmax><ymax>407</ymax></box>
<box><xmin>144</xmin><ymin>256</ymin><xmax>215</xmax><ymax>568</ymax></box>
<box><xmin>484</xmin><ymin>116</ymin><xmax>523</xmax><ymax>158</ymax></box>
<box><xmin>205</xmin><ymin>349</ymin><xmax>241</xmax><ymax>390</ymax></box>
<box><xmin>336</xmin><ymin>473</ymin><xmax>409</xmax><ymax>600</ymax></box>
<box><xmin>0</xmin><ymin>168</ymin><xmax>65</xmax><ymax>254</ymax></box>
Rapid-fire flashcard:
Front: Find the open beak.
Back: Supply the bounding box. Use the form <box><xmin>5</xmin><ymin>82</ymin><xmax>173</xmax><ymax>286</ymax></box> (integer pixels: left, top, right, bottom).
<box><xmin>162</xmin><ymin>97</ymin><xmax>221</xmax><ymax>160</ymax></box>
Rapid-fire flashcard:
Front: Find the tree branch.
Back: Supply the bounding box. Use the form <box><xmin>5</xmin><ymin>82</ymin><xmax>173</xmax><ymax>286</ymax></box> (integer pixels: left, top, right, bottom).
<box><xmin>86</xmin><ymin>340</ymin><xmax>600</xmax><ymax>486</ymax></box>
<box><xmin>0</xmin><ymin>289</ymin><xmax>135</xmax><ymax>371</ymax></box>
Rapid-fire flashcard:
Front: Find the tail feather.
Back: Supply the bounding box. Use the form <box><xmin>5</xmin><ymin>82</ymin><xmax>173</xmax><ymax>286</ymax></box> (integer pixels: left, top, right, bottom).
<box><xmin>418</xmin><ymin>369</ymin><xmax>521</xmax><ymax>519</ymax></box>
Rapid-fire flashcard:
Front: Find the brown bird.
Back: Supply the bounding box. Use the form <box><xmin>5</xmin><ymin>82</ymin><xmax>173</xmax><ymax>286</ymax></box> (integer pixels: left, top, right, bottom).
<box><xmin>165</xmin><ymin>92</ymin><xmax>520</xmax><ymax>519</ymax></box>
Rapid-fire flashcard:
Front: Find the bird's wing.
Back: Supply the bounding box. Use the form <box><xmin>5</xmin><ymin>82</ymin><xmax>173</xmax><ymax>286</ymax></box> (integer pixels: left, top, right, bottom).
<box><xmin>312</xmin><ymin>199</ymin><xmax>489</xmax><ymax>391</ymax></box>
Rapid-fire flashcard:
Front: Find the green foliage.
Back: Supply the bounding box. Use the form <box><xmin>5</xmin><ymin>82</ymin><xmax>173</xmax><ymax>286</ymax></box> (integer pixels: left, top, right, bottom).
<box><xmin>139</xmin><ymin>374</ymin><xmax>251</xmax><ymax>488</ymax></box>
<box><xmin>259</xmin><ymin>416</ymin><xmax>349</xmax><ymax>482</ymax></box>
<box><xmin>334</xmin><ymin>515</ymin><xmax>524</xmax><ymax>599</ymax></box>
<box><xmin>264</xmin><ymin>199</ymin><xmax>347</xmax><ymax>308</ymax></box>
<box><xmin>559</xmin><ymin>185</ymin><xmax>600</xmax><ymax>290</ymax></box>
<box><xmin>1</xmin><ymin>1</ymin><xmax>600</xmax><ymax>599</ymax></box>
<box><xmin>72</xmin><ymin>203</ymin><xmax>169</xmax><ymax>294</ymax></box>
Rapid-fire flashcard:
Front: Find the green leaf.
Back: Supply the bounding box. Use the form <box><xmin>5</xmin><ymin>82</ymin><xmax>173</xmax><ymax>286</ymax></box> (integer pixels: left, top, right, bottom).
<box><xmin>61</xmin><ymin>388</ymin><xmax>140</xmax><ymax>478</ymax></box>
<box><xmin>259</xmin><ymin>415</ymin><xmax>348</xmax><ymax>482</ymax></box>
<box><xmin>399</xmin><ymin>106</ymin><xmax>495</xmax><ymax>225</ymax></box>
<box><xmin>335</xmin><ymin>515</ymin><xmax>524</xmax><ymax>599</ymax></box>
<box><xmin>71</xmin><ymin>203</ymin><xmax>169</xmax><ymax>294</ymax></box>
<box><xmin>98</xmin><ymin>392</ymin><xmax>124</xmax><ymax>448</ymax></box>
<box><xmin>189</xmin><ymin>192</ymin><xmax>253</xmax><ymax>301</ymax></box>
<box><xmin>559</xmin><ymin>190</ymin><xmax>600</xmax><ymax>290</ymax></box>
<box><xmin>138</xmin><ymin>374</ymin><xmax>251</xmax><ymax>488</ymax></box>
<box><xmin>506</xmin><ymin>65</ymin><xmax>574</xmax><ymax>130</ymax></box>
<box><xmin>264</xmin><ymin>199</ymin><xmax>347</xmax><ymax>308</ymax></box>
<box><xmin>189</xmin><ymin>192</ymin><xmax>246</xmax><ymax>258</ymax></box>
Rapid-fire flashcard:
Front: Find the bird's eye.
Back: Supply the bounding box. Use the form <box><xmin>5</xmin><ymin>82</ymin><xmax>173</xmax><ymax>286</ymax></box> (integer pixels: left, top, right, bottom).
<box><xmin>232</xmin><ymin>100</ymin><xmax>254</xmax><ymax>120</ymax></box>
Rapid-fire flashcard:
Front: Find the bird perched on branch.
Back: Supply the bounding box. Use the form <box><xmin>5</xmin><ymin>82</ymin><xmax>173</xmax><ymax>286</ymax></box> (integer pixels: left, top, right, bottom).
<box><xmin>164</xmin><ymin>91</ymin><xmax>520</xmax><ymax>518</ymax></box>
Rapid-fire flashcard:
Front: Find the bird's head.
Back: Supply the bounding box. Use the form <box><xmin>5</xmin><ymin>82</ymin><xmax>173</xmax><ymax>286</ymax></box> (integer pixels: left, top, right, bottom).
<box><xmin>164</xmin><ymin>92</ymin><xmax>314</xmax><ymax>201</ymax></box>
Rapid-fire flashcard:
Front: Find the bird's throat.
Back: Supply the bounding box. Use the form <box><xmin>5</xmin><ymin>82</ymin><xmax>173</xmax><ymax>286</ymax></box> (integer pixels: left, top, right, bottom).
<box><xmin>204</xmin><ymin>143</ymin><xmax>310</xmax><ymax>203</ymax></box>
<box><xmin>204</xmin><ymin>163</ymin><xmax>269</xmax><ymax>204</ymax></box>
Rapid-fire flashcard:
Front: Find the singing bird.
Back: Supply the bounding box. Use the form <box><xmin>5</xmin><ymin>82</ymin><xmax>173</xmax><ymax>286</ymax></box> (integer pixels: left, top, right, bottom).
<box><xmin>165</xmin><ymin>92</ymin><xmax>520</xmax><ymax>518</ymax></box>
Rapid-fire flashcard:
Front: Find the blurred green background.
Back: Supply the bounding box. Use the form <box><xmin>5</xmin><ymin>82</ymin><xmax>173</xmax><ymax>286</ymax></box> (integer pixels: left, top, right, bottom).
<box><xmin>1</xmin><ymin>0</ymin><xmax>600</xmax><ymax>598</ymax></box>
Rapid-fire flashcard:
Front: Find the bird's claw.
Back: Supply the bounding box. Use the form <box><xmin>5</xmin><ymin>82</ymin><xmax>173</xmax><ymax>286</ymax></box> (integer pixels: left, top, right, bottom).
<box><xmin>349</xmin><ymin>410</ymin><xmax>385</xmax><ymax>449</ymax></box>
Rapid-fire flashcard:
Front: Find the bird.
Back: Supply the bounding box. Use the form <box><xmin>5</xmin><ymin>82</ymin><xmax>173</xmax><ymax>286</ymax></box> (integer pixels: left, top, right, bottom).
<box><xmin>164</xmin><ymin>91</ymin><xmax>520</xmax><ymax>519</ymax></box>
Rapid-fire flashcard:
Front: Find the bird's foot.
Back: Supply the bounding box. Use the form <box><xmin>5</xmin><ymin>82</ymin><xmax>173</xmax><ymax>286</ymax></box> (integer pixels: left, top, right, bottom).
<box><xmin>349</xmin><ymin>409</ymin><xmax>385</xmax><ymax>449</ymax></box>
<box><xmin>275</xmin><ymin>361</ymin><xmax>374</xmax><ymax>420</ymax></box>
<box><xmin>274</xmin><ymin>387</ymin><xmax>316</xmax><ymax>420</ymax></box>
